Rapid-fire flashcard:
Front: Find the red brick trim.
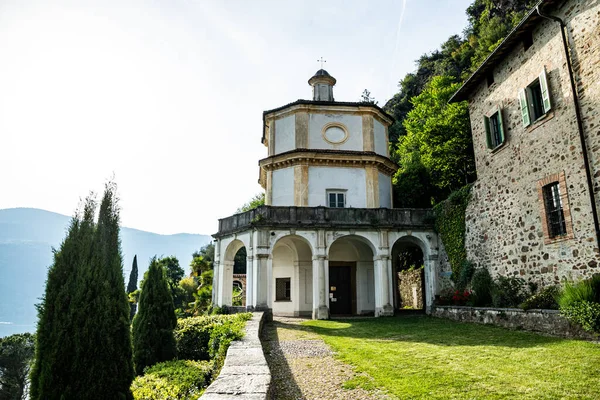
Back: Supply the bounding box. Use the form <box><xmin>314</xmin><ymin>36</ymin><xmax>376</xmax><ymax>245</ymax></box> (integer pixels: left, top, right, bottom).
<box><xmin>537</xmin><ymin>171</ymin><xmax>574</xmax><ymax>244</ymax></box>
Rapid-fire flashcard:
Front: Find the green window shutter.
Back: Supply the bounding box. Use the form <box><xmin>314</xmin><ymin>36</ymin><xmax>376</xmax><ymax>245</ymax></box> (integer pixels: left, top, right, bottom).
<box><xmin>539</xmin><ymin>67</ymin><xmax>551</xmax><ymax>113</ymax></box>
<box><xmin>519</xmin><ymin>88</ymin><xmax>531</xmax><ymax>127</ymax></box>
<box><xmin>497</xmin><ymin>106</ymin><xmax>505</xmax><ymax>144</ymax></box>
<box><xmin>484</xmin><ymin>116</ymin><xmax>492</xmax><ymax>149</ymax></box>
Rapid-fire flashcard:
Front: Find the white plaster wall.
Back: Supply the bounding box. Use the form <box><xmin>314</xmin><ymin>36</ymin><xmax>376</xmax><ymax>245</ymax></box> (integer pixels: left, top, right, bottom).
<box><xmin>272</xmin><ymin>167</ymin><xmax>294</xmax><ymax>206</ymax></box>
<box><xmin>356</xmin><ymin>262</ymin><xmax>375</xmax><ymax>314</ymax></box>
<box><xmin>298</xmin><ymin>262</ymin><xmax>313</xmax><ymax>313</ymax></box>
<box><xmin>274</xmin><ymin>115</ymin><xmax>295</xmax><ymax>155</ymax></box>
<box><xmin>307</xmin><ymin>166</ymin><xmax>366</xmax><ymax>207</ymax></box>
<box><xmin>373</xmin><ymin>119</ymin><xmax>387</xmax><ymax>156</ymax></box>
<box><xmin>378</xmin><ymin>172</ymin><xmax>392</xmax><ymax>208</ymax></box>
<box><xmin>308</xmin><ymin>114</ymin><xmax>362</xmax><ymax>151</ymax></box>
<box><xmin>272</xmin><ymin>245</ymin><xmax>295</xmax><ymax>316</ymax></box>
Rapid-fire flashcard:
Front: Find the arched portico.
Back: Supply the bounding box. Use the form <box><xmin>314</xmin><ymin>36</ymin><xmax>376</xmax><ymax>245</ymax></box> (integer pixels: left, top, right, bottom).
<box><xmin>216</xmin><ymin>239</ymin><xmax>246</xmax><ymax>307</ymax></box>
<box><xmin>270</xmin><ymin>235</ymin><xmax>313</xmax><ymax>317</ymax></box>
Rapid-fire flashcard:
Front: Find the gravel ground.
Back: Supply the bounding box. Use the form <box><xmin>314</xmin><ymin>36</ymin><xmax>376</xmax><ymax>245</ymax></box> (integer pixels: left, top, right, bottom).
<box><xmin>262</xmin><ymin>316</ymin><xmax>390</xmax><ymax>400</ymax></box>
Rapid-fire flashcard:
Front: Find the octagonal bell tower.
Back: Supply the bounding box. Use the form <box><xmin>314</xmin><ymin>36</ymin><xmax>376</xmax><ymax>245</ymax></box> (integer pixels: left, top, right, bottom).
<box><xmin>259</xmin><ymin>70</ymin><xmax>397</xmax><ymax>209</ymax></box>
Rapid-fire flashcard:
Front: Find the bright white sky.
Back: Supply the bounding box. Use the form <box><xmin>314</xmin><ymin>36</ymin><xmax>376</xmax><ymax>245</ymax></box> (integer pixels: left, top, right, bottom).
<box><xmin>0</xmin><ymin>0</ymin><xmax>471</xmax><ymax>235</ymax></box>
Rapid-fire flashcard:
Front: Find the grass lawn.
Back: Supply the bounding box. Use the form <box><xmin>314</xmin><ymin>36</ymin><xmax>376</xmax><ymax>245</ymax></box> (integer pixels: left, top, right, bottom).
<box><xmin>302</xmin><ymin>316</ymin><xmax>600</xmax><ymax>400</ymax></box>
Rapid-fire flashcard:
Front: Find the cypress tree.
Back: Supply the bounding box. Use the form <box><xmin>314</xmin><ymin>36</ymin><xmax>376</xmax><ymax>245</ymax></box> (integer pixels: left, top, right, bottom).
<box><xmin>71</xmin><ymin>181</ymin><xmax>134</xmax><ymax>399</ymax></box>
<box><xmin>132</xmin><ymin>257</ymin><xmax>177</xmax><ymax>375</ymax></box>
<box><xmin>30</xmin><ymin>196</ymin><xmax>97</xmax><ymax>399</ymax></box>
<box><xmin>127</xmin><ymin>255</ymin><xmax>139</xmax><ymax>320</ymax></box>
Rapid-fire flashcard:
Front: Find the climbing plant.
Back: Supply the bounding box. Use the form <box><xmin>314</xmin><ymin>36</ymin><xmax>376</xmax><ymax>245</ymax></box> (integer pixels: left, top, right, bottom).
<box><xmin>434</xmin><ymin>184</ymin><xmax>472</xmax><ymax>282</ymax></box>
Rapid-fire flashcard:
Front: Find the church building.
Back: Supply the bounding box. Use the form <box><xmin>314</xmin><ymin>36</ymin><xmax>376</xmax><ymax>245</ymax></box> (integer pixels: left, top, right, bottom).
<box><xmin>212</xmin><ymin>70</ymin><xmax>445</xmax><ymax>319</ymax></box>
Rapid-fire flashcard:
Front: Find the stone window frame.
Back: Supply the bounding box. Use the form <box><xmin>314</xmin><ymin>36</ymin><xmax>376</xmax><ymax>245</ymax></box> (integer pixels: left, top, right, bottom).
<box><xmin>483</xmin><ymin>105</ymin><xmax>506</xmax><ymax>152</ymax></box>
<box><xmin>275</xmin><ymin>277</ymin><xmax>291</xmax><ymax>302</ymax></box>
<box><xmin>537</xmin><ymin>171</ymin><xmax>574</xmax><ymax>244</ymax></box>
<box><xmin>326</xmin><ymin>189</ymin><xmax>346</xmax><ymax>208</ymax></box>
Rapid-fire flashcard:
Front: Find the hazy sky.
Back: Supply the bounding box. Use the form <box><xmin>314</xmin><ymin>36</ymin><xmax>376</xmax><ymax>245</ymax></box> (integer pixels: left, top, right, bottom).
<box><xmin>0</xmin><ymin>0</ymin><xmax>472</xmax><ymax>235</ymax></box>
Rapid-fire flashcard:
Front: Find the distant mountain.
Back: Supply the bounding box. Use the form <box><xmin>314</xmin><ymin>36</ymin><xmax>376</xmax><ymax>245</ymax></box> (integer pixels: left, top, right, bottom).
<box><xmin>0</xmin><ymin>208</ymin><xmax>211</xmax><ymax>338</ymax></box>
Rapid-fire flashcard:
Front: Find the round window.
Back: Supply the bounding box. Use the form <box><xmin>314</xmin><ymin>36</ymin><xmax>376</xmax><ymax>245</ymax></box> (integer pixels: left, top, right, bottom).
<box><xmin>323</xmin><ymin>124</ymin><xmax>348</xmax><ymax>144</ymax></box>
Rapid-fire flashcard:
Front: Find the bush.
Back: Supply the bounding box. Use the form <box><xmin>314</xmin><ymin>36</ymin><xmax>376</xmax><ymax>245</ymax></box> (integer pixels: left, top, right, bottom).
<box><xmin>560</xmin><ymin>301</ymin><xmax>600</xmax><ymax>333</ymax></box>
<box><xmin>455</xmin><ymin>260</ymin><xmax>475</xmax><ymax>291</ymax></box>
<box><xmin>558</xmin><ymin>275</ymin><xmax>600</xmax><ymax>309</ymax></box>
<box><xmin>131</xmin><ymin>360</ymin><xmax>212</xmax><ymax>400</ymax></box>
<box><xmin>470</xmin><ymin>268</ymin><xmax>493</xmax><ymax>306</ymax></box>
<box><xmin>174</xmin><ymin>314</ymin><xmax>251</xmax><ymax>361</ymax></box>
<box><xmin>521</xmin><ymin>285</ymin><xmax>560</xmax><ymax>310</ymax></box>
<box><xmin>491</xmin><ymin>276</ymin><xmax>528</xmax><ymax>308</ymax></box>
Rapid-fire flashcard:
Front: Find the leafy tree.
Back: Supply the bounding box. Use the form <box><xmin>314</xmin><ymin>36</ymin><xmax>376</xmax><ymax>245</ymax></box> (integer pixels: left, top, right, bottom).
<box><xmin>396</xmin><ymin>75</ymin><xmax>476</xmax><ymax>201</ymax></box>
<box><xmin>30</xmin><ymin>182</ymin><xmax>134</xmax><ymax>400</ymax></box>
<box><xmin>0</xmin><ymin>333</ymin><xmax>35</xmax><ymax>400</ymax></box>
<box><xmin>132</xmin><ymin>257</ymin><xmax>177</xmax><ymax>375</ymax></box>
<box><xmin>233</xmin><ymin>247</ymin><xmax>247</xmax><ymax>274</ymax></box>
<box><xmin>360</xmin><ymin>89</ymin><xmax>378</xmax><ymax>105</ymax></box>
<box><xmin>236</xmin><ymin>193</ymin><xmax>265</xmax><ymax>213</ymax></box>
<box><xmin>156</xmin><ymin>256</ymin><xmax>185</xmax><ymax>309</ymax></box>
<box><xmin>127</xmin><ymin>255</ymin><xmax>139</xmax><ymax>320</ymax></box>
<box><xmin>393</xmin><ymin>152</ymin><xmax>435</xmax><ymax>208</ymax></box>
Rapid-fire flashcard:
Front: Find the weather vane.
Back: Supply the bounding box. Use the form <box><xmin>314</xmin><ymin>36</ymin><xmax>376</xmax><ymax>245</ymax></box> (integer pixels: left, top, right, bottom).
<box><xmin>317</xmin><ymin>57</ymin><xmax>326</xmax><ymax>69</ymax></box>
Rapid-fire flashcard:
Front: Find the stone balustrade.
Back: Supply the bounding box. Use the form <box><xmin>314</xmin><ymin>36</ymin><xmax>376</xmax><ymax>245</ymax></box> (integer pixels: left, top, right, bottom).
<box><xmin>215</xmin><ymin>205</ymin><xmax>434</xmax><ymax>237</ymax></box>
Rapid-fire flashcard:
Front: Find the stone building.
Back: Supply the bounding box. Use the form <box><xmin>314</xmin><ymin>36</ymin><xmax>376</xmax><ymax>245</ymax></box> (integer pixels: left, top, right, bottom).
<box><xmin>450</xmin><ymin>0</ymin><xmax>600</xmax><ymax>284</ymax></box>
<box><xmin>212</xmin><ymin>70</ymin><xmax>444</xmax><ymax>319</ymax></box>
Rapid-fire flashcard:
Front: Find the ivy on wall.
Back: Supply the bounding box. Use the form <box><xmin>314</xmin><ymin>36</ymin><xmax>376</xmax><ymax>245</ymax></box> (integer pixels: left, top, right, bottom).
<box><xmin>434</xmin><ymin>184</ymin><xmax>472</xmax><ymax>281</ymax></box>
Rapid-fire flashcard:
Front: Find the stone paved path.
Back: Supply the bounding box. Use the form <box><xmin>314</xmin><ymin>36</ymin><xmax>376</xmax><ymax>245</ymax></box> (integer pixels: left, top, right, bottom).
<box><xmin>261</xmin><ymin>316</ymin><xmax>390</xmax><ymax>400</ymax></box>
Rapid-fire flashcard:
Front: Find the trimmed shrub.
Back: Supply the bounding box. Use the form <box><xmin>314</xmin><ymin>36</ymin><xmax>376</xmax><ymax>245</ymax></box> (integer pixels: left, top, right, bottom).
<box><xmin>491</xmin><ymin>276</ymin><xmax>528</xmax><ymax>308</ymax></box>
<box><xmin>520</xmin><ymin>285</ymin><xmax>560</xmax><ymax>310</ymax></box>
<box><xmin>174</xmin><ymin>314</ymin><xmax>251</xmax><ymax>361</ymax></box>
<box><xmin>560</xmin><ymin>301</ymin><xmax>600</xmax><ymax>333</ymax></box>
<box><xmin>470</xmin><ymin>268</ymin><xmax>493</xmax><ymax>306</ymax></box>
<box><xmin>131</xmin><ymin>360</ymin><xmax>212</xmax><ymax>400</ymax></box>
<box><xmin>455</xmin><ymin>260</ymin><xmax>475</xmax><ymax>291</ymax></box>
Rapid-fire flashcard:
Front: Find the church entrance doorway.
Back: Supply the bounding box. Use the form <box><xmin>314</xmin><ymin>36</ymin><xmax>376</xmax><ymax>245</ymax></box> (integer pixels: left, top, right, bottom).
<box><xmin>328</xmin><ymin>262</ymin><xmax>355</xmax><ymax>316</ymax></box>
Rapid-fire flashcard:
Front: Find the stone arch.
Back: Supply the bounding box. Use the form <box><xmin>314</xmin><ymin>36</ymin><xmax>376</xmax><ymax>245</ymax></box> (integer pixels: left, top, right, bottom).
<box><xmin>269</xmin><ymin>231</ymin><xmax>315</xmax><ymax>256</ymax></box>
<box><xmin>390</xmin><ymin>233</ymin><xmax>437</xmax><ymax>312</ymax></box>
<box><xmin>271</xmin><ymin>234</ymin><xmax>314</xmax><ymax>317</ymax></box>
<box><xmin>328</xmin><ymin>235</ymin><xmax>376</xmax><ymax>316</ymax></box>
<box><xmin>220</xmin><ymin>239</ymin><xmax>247</xmax><ymax>307</ymax></box>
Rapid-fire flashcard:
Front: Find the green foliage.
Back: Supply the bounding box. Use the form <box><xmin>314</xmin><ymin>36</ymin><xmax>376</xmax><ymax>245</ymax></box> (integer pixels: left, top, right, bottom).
<box><xmin>233</xmin><ymin>247</ymin><xmax>247</xmax><ymax>274</ymax></box>
<box><xmin>132</xmin><ymin>257</ymin><xmax>177</xmax><ymax>375</ymax></box>
<box><xmin>128</xmin><ymin>255</ymin><xmax>139</xmax><ymax>320</ymax></box>
<box><xmin>31</xmin><ymin>182</ymin><xmax>134</xmax><ymax>400</ymax></box>
<box><xmin>434</xmin><ymin>185</ymin><xmax>471</xmax><ymax>280</ymax></box>
<box><xmin>560</xmin><ymin>301</ymin><xmax>600</xmax><ymax>334</ymax></box>
<box><xmin>174</xmin><ymin>314</ymin><xmax>251</xmax><ymax>362</ymax></box>
<box><xmin>521</xmin><ymin>285</ymin><xmax>560</xmax><ymax>311</ymax></box>
<box><xmin>232</xmin><ymin>286</ymin><xmax>243</xmax><ymax>307</ymax></box>
<box><xmin>455</xmin><ymin>260</ymin><xmax>476</xmax><ymax>291</ymax></box>
<box><xmin>397</xmin><ymin>75</ymin><xmax>476</xmax><ymax>199</ymax></box>
<box><xmin>557</xmin><ymin>275</ymin><xmax>600</xmax><ymax>309</ymax></box>
<box><xmin>236</xmin><ymin>193</ymin><xmax>265</xmax><ymax>213</ymax></box>
<box><xmin>155</xmin><ymin>256</ymin><xmax>185</xmax><ymax>309</ymax></box>
<box><xmin>392</xmin><ymin>153</ymin><xmax>434</xmax><ymax>208</ymax></box>
<box><xmin>0</xmin><ymin>333</ymin><xmax>35</xmax><ymax>400</ymax></box>
<box><xmin>491</xmin><ymin>276</ymin><xmax>529</xmax><ymax>308</ymax></box>
<box><xmin>131</xmin><ymin>360</ymin><xmax>212</xmax><ymax>400</ymax></box>
<box><xmin>470</xmin><ymin>268</ymin><xmax>493</xmax><ymax>306</ymax></box>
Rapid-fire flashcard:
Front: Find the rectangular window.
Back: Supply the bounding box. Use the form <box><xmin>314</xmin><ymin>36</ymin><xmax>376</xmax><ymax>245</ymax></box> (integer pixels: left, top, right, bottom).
<box><xmin>484</xmin><ymin>106</ymin><xmax>505</xmax><ymax>149</ymax></box>
<box><xmin>275</xmin><ymin>278</ymin><xmax>291</xmax><ymax>301</ymax></box>
<box><xmin>543</xmin><ymin>182</ymin><xmax>567</xmax><ymax>238</ymax></box>
<box><xmin>327</xmin><ymin>191</ymin><xmax>346</xmax><ymax>208</ymax></box>
<box><xmin>519</xmin><ymin>68</ymin><xmax>552</xmax><ymax>127</ymax></box>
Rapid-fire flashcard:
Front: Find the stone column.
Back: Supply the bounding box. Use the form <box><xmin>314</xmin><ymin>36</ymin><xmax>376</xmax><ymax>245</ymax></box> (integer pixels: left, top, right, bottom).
<box><xmin>312</xmin><ymin>255</ymin><xmax>329</xmax><ymax>319</ymax></box>
<box><xmin>254</xmin><ymin>254</ymin><xmax>270</xmax><ymax>311</ymax></box>
<box><xmin>374</xmin><ymin>256</ymin><xmax>394</xmax><ymax>317</ymax></box>
<box><xmin>245</xmin><ymin>255</ymin><xmax>254</xmax><ymax>311</ymax></box>
<box><xmin>221</xmin><ymin>261</ymin><xmax>234</xmax><ymax>306</ymax></box>
<box><xmin>212</xmin><ymin>260</ymin><xmax>220</xmax><ymax>305</ymax></box>
<box><xmin>424</xmin><ymin>254</ymin><xmax>439</xmax><ymax>313</ymax></box>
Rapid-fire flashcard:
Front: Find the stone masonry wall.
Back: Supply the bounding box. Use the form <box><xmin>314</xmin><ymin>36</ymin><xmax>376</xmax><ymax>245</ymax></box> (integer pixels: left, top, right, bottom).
<box><xmin>397</xmin><ymin>269</ymin><xmax>424</xmax><ymax>309</ymax></box>
<box><xmin>464</xmin><ymin>0</ymin><xmax>600</xmax><ymax>287</ymax></box>
<box><xmin>432</xmin><ymin>306</ymin><xmax>597</xmax><ymax>340</ymax></box>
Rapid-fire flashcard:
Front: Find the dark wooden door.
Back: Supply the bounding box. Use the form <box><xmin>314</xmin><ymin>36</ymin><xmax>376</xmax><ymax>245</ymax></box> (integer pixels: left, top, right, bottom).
<box><xmin>329</xmin><ymin>266</ymin><xmax>352</xmax><ymax>315</ymax></box>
